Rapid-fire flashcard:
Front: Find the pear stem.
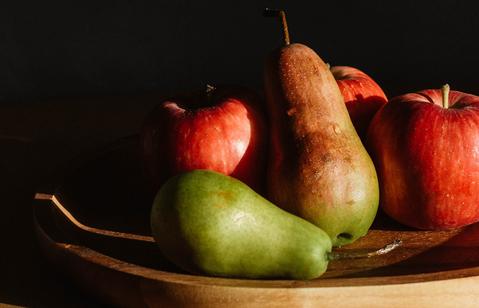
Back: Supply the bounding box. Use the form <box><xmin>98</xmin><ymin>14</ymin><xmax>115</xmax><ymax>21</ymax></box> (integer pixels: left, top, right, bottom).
<box><xmin>327</xmin><ymin>239</ymin><xmax>402</xmax><ymax>261</ymax></box>
<box><xmin>442</xmin><ymin>84</ymin><xmax>450</xmax><ymax>109</ymax></box>
<box><xmin>264</xmin><ymin>8</ymin><xmax>290</xmax><ymax>45</ymax></box>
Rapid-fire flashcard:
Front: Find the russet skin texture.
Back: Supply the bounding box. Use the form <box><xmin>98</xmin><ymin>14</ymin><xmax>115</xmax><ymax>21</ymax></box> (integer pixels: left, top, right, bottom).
<box><xmin>331</xmin><ymin>66</ymin><xmax>387</xmax><ymax>143</ymax></box>
<box><xmin>264</xmin><ymin>43</ymin><xmax>379</xmax><ymax>246</ymax></box>
<box><xmin>141</xmin><ymin>88</ymin><xmax>267</xmax><ymax>193</ymax></box>
<box><xmin>368</xmin><ymin>89</ymin><xmax>479</xmax><ymax>230</ymax></box>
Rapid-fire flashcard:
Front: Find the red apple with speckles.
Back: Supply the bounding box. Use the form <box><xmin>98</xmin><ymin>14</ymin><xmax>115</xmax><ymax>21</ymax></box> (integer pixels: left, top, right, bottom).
<box><xmin>368</xmin><ymin>84</ymin><xmax>479</xmax><ymax>230</ymax></box>
<box><xmin>331</xmin><ymin>66</ymin><xmax>387</xmax><ymax>142</ymax></box>
<box><xmin>140</xmin><ymin>85</ymin><xmax>267</xmax><ymax>193</ymax></box>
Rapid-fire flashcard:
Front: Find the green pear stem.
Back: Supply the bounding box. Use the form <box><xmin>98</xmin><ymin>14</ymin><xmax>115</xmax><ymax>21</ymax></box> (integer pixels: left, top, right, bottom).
<box><xmin>442</xmin><ymin>84</ymin><xmax>450</xmax><ymax>109</ymax></box>
<box><xmin>327</xmin><ymin>239</ymin><xmax>402</xmax><ymax>261</ymax></box>
<box><xmin>264</xmin><ymin>8</ymin><xmax>290</xmax><ymax>45</ymax></box>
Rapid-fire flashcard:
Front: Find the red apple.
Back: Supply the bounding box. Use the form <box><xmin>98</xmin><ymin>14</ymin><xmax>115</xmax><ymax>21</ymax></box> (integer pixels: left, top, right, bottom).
<box><xmin>367</xmin><ymin>84</ymin><xmax>479</xmax><ymax>230</ymax></box>
<box><xmin>331</xmin><ymin>66</ymin><xmax>387</xmax><ymax>142</ymax></box>
<box><xmin>140</xmin><ymin>85</ymin><xmax>267</xmax><ymax>193</ymax></box>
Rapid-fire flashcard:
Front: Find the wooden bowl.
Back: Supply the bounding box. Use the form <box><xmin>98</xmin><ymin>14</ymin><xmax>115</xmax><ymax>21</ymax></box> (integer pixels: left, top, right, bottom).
<box><xmin>33</xmin><ymin>136</ymin><xmax>479</xmax><ymax>307</ymax></box>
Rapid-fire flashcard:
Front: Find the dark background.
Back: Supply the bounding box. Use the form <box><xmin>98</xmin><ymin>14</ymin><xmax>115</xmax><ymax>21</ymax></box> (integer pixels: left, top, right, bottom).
<box><xmin>1</xmin><ymin>1</ymin><xmax>479</xmax><ymax>307</ymax></box>
<box><xmin>2</xmin><ymin>0</ymin><xmax>479</xmax><ymax>103</ymax></box>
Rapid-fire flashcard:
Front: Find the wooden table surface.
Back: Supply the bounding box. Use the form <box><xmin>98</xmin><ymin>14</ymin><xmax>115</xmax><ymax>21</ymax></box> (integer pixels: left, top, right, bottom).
<box><xmin>0</xmin><ymin>95</ymin><xmax>157</xmax><ymax>307</ymax></box>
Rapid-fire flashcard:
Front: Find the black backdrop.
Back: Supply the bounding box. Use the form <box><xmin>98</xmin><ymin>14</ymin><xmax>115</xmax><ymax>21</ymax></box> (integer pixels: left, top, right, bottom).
<box><xmin>2</xmin><ymin>0</ymin><xmax>479</xmax><ymax>103</ymax></box>
<box><xmin>2</xmin><ymin>1</ymin><xmax>479</xmax><ymax>306</ymax></box>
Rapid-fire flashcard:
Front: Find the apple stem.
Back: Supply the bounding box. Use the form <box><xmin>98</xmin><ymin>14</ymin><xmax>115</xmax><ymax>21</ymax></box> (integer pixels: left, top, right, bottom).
<box><xmin>205</xmin><ymin>84</ymin><xmax>216</xmax><ymax>101</ymax></box>
<box><xmin>263</xmin><ymin>8</ymin><xmax>290</xmax><ymax>45</ymax></box>
<box><xmin>206</xmin><ymin>84</ymin><xmax>216</xmax><ymax>94</ymax></box>
<box><xmin>442</xmin><ymin>84</ymin><xmax>450</xmax><ymax>109</ymax></box>
<box><xmin>206</xmin><ymin>84</ymin><xmax>216</xmax><ymax>93</ymax></box>
<box><xmin>327</xmin><ymin>239</ymin><xmax>402</xmax><ymax>261</ymax></box>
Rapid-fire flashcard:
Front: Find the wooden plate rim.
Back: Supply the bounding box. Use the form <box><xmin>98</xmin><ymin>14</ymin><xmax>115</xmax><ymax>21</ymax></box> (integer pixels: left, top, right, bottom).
<box><xmin>33</xmin><ymin>199</ymin><xmax>479</xmax><ymax>289</ymax></box>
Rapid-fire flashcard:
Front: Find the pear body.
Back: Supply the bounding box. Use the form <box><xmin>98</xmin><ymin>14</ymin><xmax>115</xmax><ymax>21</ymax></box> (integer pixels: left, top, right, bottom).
<box><xmin>264</xmin><ymin>43</ymin><xmax>379</xmax><ymax>246</ymax></box>
<box><xmin>150</xmin><ymin>170</ymin><xmax>332</xmax><ymax>280</ymax></box>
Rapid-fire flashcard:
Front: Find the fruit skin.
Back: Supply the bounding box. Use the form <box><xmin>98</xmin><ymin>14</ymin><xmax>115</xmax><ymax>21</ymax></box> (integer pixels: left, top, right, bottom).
<box><xmin>140</xmin><ymin>86</ymin><xmax>267</xmax><ymax>193</ymax></box>
<box><xmin>150</xmin><ymin>170</ymin><xmax>332</xmax><ymax>280</ymax></box>
<box><xmin>264</xmin><ymin>43</ymin><xmax>379</xmax><ymax>247</ymax></box>
<box><xmin>331</xmin><ymin>66</ymin><xmax>387</xmax><ymax>142</ymax></box>
<box><xmin>368</xmin><ymin>88</ymin><xmax>479</xmax><ymax>230</ymax></box>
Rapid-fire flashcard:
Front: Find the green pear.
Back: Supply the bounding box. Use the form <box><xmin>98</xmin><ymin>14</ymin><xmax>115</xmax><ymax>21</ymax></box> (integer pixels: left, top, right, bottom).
<box><xmin>263</xmin><ymin>11</ymin><xmax>379</xmax><ymax>246</ymax></box>
<box><xmin>150</xmin><ymin>170</ymin><xmax>332</xmax><ymax>280</ymax></box>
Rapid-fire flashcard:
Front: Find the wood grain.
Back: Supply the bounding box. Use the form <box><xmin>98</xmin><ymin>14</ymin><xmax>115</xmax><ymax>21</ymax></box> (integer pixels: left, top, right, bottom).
<box><xmin>33</xmin><ymin>136</ymin><xmax>479</xmax><ymax>307</ymax></box>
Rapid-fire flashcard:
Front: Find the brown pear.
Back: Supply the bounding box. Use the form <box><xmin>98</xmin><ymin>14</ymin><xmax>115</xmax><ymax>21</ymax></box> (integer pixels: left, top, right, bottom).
<box><xmin>263</xmin><ymin>10</ymin><xmax>379</xmax><ymax>246</ymax></box>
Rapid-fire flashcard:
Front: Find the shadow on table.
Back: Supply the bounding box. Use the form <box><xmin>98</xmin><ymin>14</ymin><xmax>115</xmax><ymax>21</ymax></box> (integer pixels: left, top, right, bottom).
<box><xmin>0</xmin><ymin>138</ymin><xmax>108</xmax><ymax>307</ymax></box>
